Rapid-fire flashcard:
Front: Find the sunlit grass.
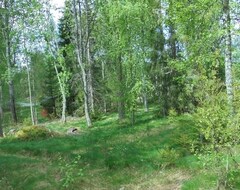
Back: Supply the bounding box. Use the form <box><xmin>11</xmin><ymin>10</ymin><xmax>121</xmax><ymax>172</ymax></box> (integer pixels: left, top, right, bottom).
<box><xmin>0</xmin><ymin>108</ymin><xmax>239</xmax><ymax>189</ymax></box>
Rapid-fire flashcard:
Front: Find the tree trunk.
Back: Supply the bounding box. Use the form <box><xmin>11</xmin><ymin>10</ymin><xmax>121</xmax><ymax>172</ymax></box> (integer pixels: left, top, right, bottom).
<box><xmin>53</xmin><ymin>63</ymin><xmax>67</xmax><ymax>123</ymax></box>
<box><xmin>223</xmin><ymin>0</ymin><xmax>233</xmax><ymax>113</ymax></box>
<box><xmin>32</xmin><ymin>79</ymin><xmax>38</xmax><ymax>125</ymax></box>
<box><xmin>118</xmin><ymin>57</ymin><xmax>125</xmax><ymax>120</ymax></box>
<box><xmin>102</xmin><ymin>61</ymin><xmax>107</xmax><ymax>113</ymax></box>
<box><xmin>143</xmin><ymin>92</ymin><xmax>148</xmax><ymax>112</ymax></box>
<box><xmin>85</xmin><ymin>0</ymin><xmax>94</xmax><ymax>114</ymax></box>
<box><xmin>73</xmin><ymin>0</ymin><xmax>92</xmax><ymax>127</ymax></box>
<box><xmin>169</xmin><ymin>24</ymin><xmax>177</xmax><ymax>59</ymax></box>
<box><xmin>142</xmin><ymin>75</ymin><xmax>149</xmax><ymax>112</ymax></box>
<box><xmin>87</xmin><ymin>68</ymin><xmax>94</xmax><ymax>113</ymax></box>
<box><xmin>26</xmin><ymin>64</ymin><xmax>36</xmax><ymax>125</ymax></box>
<box><xmin>4</xmin><ymin>0</ymin><xmax>17</xmax><ymax>124</ymax></box>
<box><xmin>61</xmin><ymin>93</ymin><xmax>67</xmax><ymax>123</ymax></box>
<box><xmin>8</xmin><ymin>79</ymin><xmax>17</xmax><ymax>123</ymax></box>
<box><xmin>6</xmin><ymin>40</ymin><xmax>17</xmax><ymax>124</ymax></box>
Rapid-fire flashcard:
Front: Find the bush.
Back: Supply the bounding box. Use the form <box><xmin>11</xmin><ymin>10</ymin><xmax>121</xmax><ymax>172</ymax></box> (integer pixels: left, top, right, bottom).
<box><xmin>193</xmin><ymin>78</ymin><xmax>240</xmax><ymax>189</ymax></box>
<box><xmin>22</xmin><ymin>117</ymin><xmax>32</xmax><ymax>126</ymax></box>
<box><xmin>193</xmin><ymin>79</ymin><xmax>239</xmax><ymax>152</ymax></box>
<box><xmin>15</xmin><ymin>126</ymin><xmax>53</xmax><ymax>141</ymax></box>
<box><xmin>58</xmin><ymin>155</ymin><xmax>84</xmax><ymax>188</ymax></box>
<box><xmin>158</xmin><ymin>146</ymin><xmax>180</xmax><ymax>168</ymax></box>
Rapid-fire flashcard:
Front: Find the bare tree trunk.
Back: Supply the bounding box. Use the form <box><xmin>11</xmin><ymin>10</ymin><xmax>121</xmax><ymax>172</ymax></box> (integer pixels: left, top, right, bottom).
<box><xmin>73</xmin><ymin>0</ymin><xmax>92</xmax><ymax>127</ymax></box>
<box><xmin>44</xmin><ymin>5</ymin><xmax>68</xmax><ymax>123</ymax></box>
<box><xmin>32</xmin><ymin>79</ymin><xmax>38</xmax><ymax>125</ymax></box>
<box><xmin>118</xmin><ymin>57</ymin><xmax>125</xmax><ymax>120</ymax></box>
<box><xmin>169</xmin><ymin>25</ymin><xmax>177</xmax><ymax>59</ymax></box>
<box><xmin>61</xmin><ymin>94</ymin><xmax>67</xmax><ymax>123</ymax></box>
<box><xmin>142</xmin><ymin>75</ymin><xmax>149</xmax><ymax>112</ymax></box>
<box><xmin>87</xmin><ymin>65</ymin><xmax>94</xmax><ymax>113</ymax></box>
<box><xmin>223</xmin><ymin>0</ymin><xmax>233</xmax><ymax>113</ymax></box>
<box><xmin>85</xmin><ymin>0</ymin><xmax>94</xmax><ymax>113</ymax></box>
<box><xmin>101</xmin><ymin>61</ymin><xmax>107</xmax><ymax>113</ymax></box>
<box><xmin>8</xmin><ymin>79</ymin><xmax>17</xmax><ymax>123</ymax></box>
<box><xmin>26</xmin><ymin>64</ymin><xmax>36</xmax><ymax>125</ymax></box>
<box><xmin>53</xmin><ymin>63</ymin><xmax>67</xmax><ymax>123</ymax></box>
<box><xmin>4</xmin><ymin>0</ymin><xmax>17</xmax><ymax>124</ymax></box>
<box><xmin>143</xmin><ymin>93</ymin><xmax>148</xmax><ymax>112</ymax></box>
<box><xmin>7</xmin><ymin>44</ymin><xmax>17</xmax><ymax>124</ymax></box>
<box><xmin>23</xmin><ymin>31</ymin><xmax>37</xmax><ymax>125</ymax></box>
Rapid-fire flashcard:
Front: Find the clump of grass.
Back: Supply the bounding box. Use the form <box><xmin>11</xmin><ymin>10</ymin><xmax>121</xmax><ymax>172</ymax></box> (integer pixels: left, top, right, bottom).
<box><xmin>15</xmin><ymin>126</ymin><xmax>54</xmax><ymax>141</ymax></box>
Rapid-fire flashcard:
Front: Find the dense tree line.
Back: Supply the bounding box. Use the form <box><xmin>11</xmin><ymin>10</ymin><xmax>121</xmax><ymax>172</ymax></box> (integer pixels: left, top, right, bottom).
<box><xmin>0</xmin><ymin>0</ymin><xmax>239</xmax><ymax>127</ymax></box>
<box><xmin>0</xmin><ymin>0</ymin><xmax>240</xmax><ymax>187</ymax></box>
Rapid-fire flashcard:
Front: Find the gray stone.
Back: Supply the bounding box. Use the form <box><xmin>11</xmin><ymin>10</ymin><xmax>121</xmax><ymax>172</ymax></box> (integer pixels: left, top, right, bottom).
<box><xmin>67</xmin><ymin>128</ymin><xmax>79</xmax><ymax>135</ymax></box>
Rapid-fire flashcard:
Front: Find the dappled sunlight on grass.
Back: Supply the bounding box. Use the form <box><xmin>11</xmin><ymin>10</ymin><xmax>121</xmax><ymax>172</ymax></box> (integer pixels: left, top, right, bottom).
<box><xmin>0</xmin><ymin>108</ymin><xmax>228</xmax><ymax>189</ymax></box>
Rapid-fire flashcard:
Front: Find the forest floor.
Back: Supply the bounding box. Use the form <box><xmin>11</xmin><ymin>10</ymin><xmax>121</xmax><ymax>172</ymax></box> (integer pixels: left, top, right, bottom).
<box><xmin>0</xmin><ymin>108</ymin><xmax>233</xmax><ymax>190</ymax></box>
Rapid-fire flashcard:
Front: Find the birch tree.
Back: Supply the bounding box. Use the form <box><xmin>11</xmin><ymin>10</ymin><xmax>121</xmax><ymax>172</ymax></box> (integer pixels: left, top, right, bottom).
<box><xmin>1</xmin><ymin>0</ymin><xmax>18</xmax><ymax>123</ymax></box>
<box><xmin>223</xmin><ymin>0</ymin><xmax>234</xmax><ymax>113</ymax></box>
<box><xmin>72</xmin><ymin>0</ymin><xmax>93</xmax><ymax>127</ymax></box>
<box><xmin>44</xmin><ymin>7</ymin><xmax>71</xmax><ymax>123</ymax></box>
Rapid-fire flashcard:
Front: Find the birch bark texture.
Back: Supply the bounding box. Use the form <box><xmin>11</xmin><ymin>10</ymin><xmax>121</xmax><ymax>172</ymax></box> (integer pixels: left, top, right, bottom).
<box><xmin>72</xmin><ymin>0</ymin><xmax>93</xmax><ymax>127</ymax></box>
<box><xmin>44</xmin><ymin>6</ymin><xmax>69</xmax><ymax>123</ymax></box>
<box><xmin>223</xmin><ymin>0</ymin><xmax>234</xmax><ymax>112</ymax></box>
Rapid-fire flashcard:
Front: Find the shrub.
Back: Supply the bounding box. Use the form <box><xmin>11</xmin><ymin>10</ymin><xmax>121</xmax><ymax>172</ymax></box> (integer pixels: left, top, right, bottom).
<box><xmin>58</xmin><ymin>155</ymin><xmax>83</xmax><ymax>188</ymax></box>
<box><xmin>15</xmin><ymin>126</ymin><xmax>53</xmax><ymax>141</ymax></box>
<box><xmin>193</xmin><ymin>79</ymin><xmax>239</xmax><ymax>152</ymax></box>
<box><xmin>158</xmin><ymin>146</ymin><xmax>180</xmax><ymax>168</ymax></box>
<box><xmin>22</xmin><ymin>117</ymin><xmax>32</xmax><ymax>126</ymax></box>
<box><xmin>193</xmin><ymin>78</ymin><xmax>240</xmax><ymax>189</ymax></box>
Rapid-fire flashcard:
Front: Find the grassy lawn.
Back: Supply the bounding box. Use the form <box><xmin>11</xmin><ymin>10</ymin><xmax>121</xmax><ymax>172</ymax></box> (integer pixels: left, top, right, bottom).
<box><xmin>0</xmin><ymin>108</ymin><xmax>236</xmax><ymax>189</ymax></box>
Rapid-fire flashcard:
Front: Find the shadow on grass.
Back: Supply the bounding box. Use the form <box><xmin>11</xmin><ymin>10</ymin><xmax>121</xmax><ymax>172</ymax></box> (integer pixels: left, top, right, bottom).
<box><xmin>0</xmin><ymin>114</ymin><xmax>196</xmax><ymax>167</ymax></box>
<box><xmin>0</xmin><ymin>111</ymin><xmax>202</xmax><ymax>189</ymax></box>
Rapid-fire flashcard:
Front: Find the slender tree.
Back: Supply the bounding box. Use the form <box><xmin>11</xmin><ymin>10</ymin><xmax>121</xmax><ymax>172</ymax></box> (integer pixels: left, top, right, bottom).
<box><xmin>223</xmin><ymin>0</ymin><xmax>234</xmax><ymax>113</ymax></box>
<box><xmin>2</xmin><ymin>0</ymin><xmax>18</xmax><ymax>123</ymax></box>
<box><xmin>72</xmin><ymin>0</ymin><xmax>92</xmax><ymax>127</ymax></box>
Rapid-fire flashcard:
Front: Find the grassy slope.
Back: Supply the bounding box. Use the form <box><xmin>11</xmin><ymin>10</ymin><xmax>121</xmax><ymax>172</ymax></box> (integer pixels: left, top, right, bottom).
<box><xmin>0</xmin><ymin>109</ymin><xmax>221</xmax><ymax>190</ymax></box>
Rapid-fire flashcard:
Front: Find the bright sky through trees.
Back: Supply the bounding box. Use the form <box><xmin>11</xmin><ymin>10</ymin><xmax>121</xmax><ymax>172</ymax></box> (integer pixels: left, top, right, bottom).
<box><xmin>50</xmin><ymin>0</ymin><xmax>65</xmax><ymax>22</ymax></box>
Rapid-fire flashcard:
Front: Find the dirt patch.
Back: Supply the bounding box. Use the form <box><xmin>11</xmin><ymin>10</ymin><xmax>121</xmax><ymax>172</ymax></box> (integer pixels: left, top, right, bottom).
<box><xmin>119</xmin><ymin>170</ymin><xmax>190</xmax><ymax>190</ymax></box>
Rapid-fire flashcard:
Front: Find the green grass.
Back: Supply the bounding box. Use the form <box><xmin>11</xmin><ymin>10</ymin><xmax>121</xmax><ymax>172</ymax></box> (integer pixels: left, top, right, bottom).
<box><xmin>0</xmin><ymin>108</ymin><xmax>239</xmax><ymax>189</ymax></box>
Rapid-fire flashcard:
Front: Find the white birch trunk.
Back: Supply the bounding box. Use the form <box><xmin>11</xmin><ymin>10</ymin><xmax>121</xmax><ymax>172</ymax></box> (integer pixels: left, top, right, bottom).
<box><xmin>44</xmin><ymin>5</ymin><xmax>68</xmax><ymax>123</ymax></box>
<box><xmin>26</xmin><ymin>65</ymin><xmax>36</xmax><ymax>125</ymax></box>
<box><xmin>53</xmin><ymin>62</ymin><xmax>67</xmax><ymax>123</ymax></box>
<box><xmin>102</xmin><ymin>61</ymin><xmax>107</xmax><ymax>113</ymax></box>
<box><xmin>223</xmin><ymin>0</ymin><xmax>234</xmax><ymax>113</ymax></box>
<box><xmin>85</xmin><ymin>0</ymin><xmax>94</xmax><ymax>114</ymax></box>
<box><xmin>72</xmin><ymin>0</ymin><xmax>92</xmax><ymax>127</ymax></box>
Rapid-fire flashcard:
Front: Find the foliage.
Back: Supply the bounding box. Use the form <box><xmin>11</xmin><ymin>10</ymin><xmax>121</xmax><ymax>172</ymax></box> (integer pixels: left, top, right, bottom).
<box><xmin>15</xmin><ymin>126</ymin><xmax>53</xmax><ymax>141</ymax></box>
<box><xmin>194</xmin><ymin>78</ymin><xmax>239</xmax><ymax>151</ymax></box>
<box><xmin>157</xmin><ymin>146</ymin><xmax>180</xmax><ymax>168</ymax></box>
<box><xmin>58</xmin><ymin>154</ymin><xmax>84</xmax><ymax>188</ymax></box>
<box><xmin>193</xmin><ymin>78</ymin><xmax>240</xmax><ymax>188</ymax></box>
<box><xmin>22</xmin><ymin>117</ymin><xmax>33</xmax><ymax>126</ymax></box>
<box><xmin>0</xmin><ymin>0</ymin><xmax>240</xmax><ymax>188</ymax></box>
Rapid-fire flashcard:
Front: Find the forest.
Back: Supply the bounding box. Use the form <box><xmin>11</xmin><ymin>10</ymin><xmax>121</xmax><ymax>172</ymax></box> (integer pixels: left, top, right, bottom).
<box><xmin>0</xmin><ymin>0</ymin><xmax>240</xmax><ymax>189</ymax></box>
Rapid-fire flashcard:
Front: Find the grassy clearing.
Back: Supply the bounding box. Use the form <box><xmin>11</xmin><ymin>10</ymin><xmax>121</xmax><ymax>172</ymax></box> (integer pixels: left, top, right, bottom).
<box><xmin>0</xmin><ymin>108</ymin><xmax>235</xmax><ymax>189</ymax></box>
